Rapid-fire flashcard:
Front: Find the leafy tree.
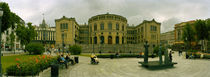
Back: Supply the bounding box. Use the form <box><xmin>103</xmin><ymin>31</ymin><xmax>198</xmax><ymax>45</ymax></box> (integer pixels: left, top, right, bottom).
<box><xmin>195</xmin><ymin>19</ymin><xmax>208</xmax><ymax>51</ymax></box>
<box><xmin>206</xmin><ymin>19</ymin><xmax>210</xmax><ymax>41</ymax></box>
<box><xmin>182</xmin><ymin>23</ymin><xmax>195</xmax><ymax>50</ymax></box>
<box><xmin>69</xmin><ymin>45</ymin><xmax>82</xmax><ymax>55</ymax></box>
<box><xmin>15</xmin><ymin>22</ymin><xmax>37</xmax><ymax>46</ymax></box>
<box><xmin>0</xmin><ymin>2</ymin><xmax>23</xmax><ymax>33</ymax></box>
<box><xmin>153</xmin><ymin>46</ymin><xmax>166</xmax><ymax>55</ymax></box>
<box><xmin>25</xmin><ymin>43</ymin><xmax>44</xmax><ymax>55</ymax></box>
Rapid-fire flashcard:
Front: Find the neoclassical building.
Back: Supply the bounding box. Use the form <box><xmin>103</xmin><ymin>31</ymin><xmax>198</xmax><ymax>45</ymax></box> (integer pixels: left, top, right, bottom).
<box><xmin>54</xmin><ymin>13</ymin><xmax>161</xmax><ymax>53</ymax></box>
<box><xmin>88</xmin><ymin>13</ymin><xmax>127</xmax><ymax>45</ymax></box>
<box><xmin>33</xmin><ymin>19</ymin><xmax>56</xmax><ymax>48</ymax></box>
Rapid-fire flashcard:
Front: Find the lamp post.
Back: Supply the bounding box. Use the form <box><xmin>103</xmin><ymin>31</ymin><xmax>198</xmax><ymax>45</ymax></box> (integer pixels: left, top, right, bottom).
<box><xmin>0</xmin><ymin>7</ymin><xmax>4</xmax><ymax>76</ymax></box>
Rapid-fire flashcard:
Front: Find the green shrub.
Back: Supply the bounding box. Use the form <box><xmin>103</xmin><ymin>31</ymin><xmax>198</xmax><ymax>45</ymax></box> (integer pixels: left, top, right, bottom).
<box><xmin>153</xmin><ymin>46</ymin><xmax>166</xmax><ymax>55</ymax></box>
<box><xmin>69</xmin><ymin>45</ymin><xmax>82</xmax><ymax>55</ymax></box>
<box><xmin>97</xmin><ymin>54</ymin><xmax>157</xmax><ymax>58</ymax></box>
<box><xmin>25</xmin><ymin>43</ymin><xmax>44</xmax><ymax>55</ymax></box>
<box><xmin>203</xmin><ymin>55</ymin><xmax>210</xmax><ymax>59</ymax></box>
<box><xmin>6</xmin><ymin>55</ymin><xmax>56</xmax><ymax>76</ymax></box>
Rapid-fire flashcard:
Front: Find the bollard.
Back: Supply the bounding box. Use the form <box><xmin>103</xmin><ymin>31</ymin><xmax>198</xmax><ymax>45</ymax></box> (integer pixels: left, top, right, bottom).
<box><xmin>51</xmin><ymin>64</ymin><xmax>59</xmax><ymax>77</ymax></box>
<box><xmin>74</xmin><ymin>56</ymin><xmax>79</xmax><ymax>63</ymax></box>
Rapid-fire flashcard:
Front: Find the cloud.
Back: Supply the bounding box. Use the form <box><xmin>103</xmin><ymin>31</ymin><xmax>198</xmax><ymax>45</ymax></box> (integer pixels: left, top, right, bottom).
<box><xmin>2</xmin><ymin>0</ymin><xmax>210</xmax><ymax>32</ymax></box>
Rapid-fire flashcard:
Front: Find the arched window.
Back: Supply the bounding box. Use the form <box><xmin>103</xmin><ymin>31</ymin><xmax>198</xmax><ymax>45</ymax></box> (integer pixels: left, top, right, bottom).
<box><xmin>100</xmin><ymin>36</ymin><xmax>104</xmax><ymax>44</ymax></box>
<box><xmin>100</xmin><ymin>22</ymin><xmax>104</xmax><ymax>30</ymax></box>
<box><xmin>116</xmin><ymin>23</ymin><xmax>119</xmax><ymax>30</ymax></box>
<box><xmin>108</xmin><ymin>22</ymin><xmax>112</xmax><ymax>30</ymax></box>
<box><xmin>116</xmin><ymin>36</ymin><xmax>119</xmax><ymax>44</ymax></box>
<box><xmin>94</xmin><ymin>23</ymin><xmax>97</xmax><ymax>31</ymax></box>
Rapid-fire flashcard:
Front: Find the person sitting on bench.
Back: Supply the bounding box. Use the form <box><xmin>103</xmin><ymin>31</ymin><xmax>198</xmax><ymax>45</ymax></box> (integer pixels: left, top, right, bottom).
<box><xmin>65</xmin><ymin>54</ymin><xmax>74</xmax><ymax>65</ymax></box>
<box><xmin>60</xmin><ymin>54</ymin><xmax>68</xmax><ymax>68</ymax></box>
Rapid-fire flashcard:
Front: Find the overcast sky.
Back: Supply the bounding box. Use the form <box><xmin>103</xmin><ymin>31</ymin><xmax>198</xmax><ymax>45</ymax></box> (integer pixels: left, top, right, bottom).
<box><xmin>1</xmin><ymin>0</ymin><xmax>210</xmax><ymax>33</ymax></box>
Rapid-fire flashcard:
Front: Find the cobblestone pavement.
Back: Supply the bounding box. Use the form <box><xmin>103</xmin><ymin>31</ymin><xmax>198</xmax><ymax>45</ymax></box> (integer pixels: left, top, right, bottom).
<box><xmin>45</xmin><ymin>52</ymin><xmax>210</xmax><ymax>77</ymax></box>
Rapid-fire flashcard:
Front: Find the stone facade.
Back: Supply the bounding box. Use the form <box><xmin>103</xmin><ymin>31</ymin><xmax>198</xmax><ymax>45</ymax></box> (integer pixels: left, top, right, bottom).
<box><xmin>54</xmin><ymin>13</ymin><xmax>160</xmax><ymax>53</ymax></box>
<box><xmin>55</xmin><ymin>16</ymin><xmax>79</xmax><ymax>48</ymax></box>
<box><xmin>160</xmin><ymin>30</ymin><xmax>175</xmax><ymax>46</ymax></box>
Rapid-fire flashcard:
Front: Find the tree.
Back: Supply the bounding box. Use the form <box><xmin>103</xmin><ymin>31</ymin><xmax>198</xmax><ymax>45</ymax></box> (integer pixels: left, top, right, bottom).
<box><xmin>69</xmin><ymin>45</ymin><xmax>82</xmax><ymax>55</ymax></box>
<box><xmin>182</xmin><ymin>23</ymin><xmax>195</xmax><ymax>50</ymax></box>
<box><xmin>0</xmin><ymin>2</ymin><xmax>23</xmax><ymax>33</ymax></box>
<box><xmin>15</xmin><ymin>22</ymin><xmax>37</xmax><ymax>47</ymax></box>
<box><xmin>195</xmin><ymin>19</ymin><xmax>208</xmax><ymax>52</ymax></box>
<box><xmin>25</xmin><ymin>43</ymin><xmax>44</xmax><ymax>55</ymax></box>
<box><xmin>206</xmin><ymin>19</ymin><xmax>210</xmax><ymax>41</ymax></box>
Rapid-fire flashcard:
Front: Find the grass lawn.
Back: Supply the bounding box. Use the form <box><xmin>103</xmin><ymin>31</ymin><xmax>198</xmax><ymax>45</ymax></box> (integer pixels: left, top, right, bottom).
<box><xmin>1</xmin><ymin>55</ymin><xmax>39</xmax><ymax>74</ymax></box>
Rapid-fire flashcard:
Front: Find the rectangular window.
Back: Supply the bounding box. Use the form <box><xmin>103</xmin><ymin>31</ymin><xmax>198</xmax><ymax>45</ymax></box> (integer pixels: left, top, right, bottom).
<box><xmin>116</xmin><ymin>24</ymin><xmax>119</xmax><ymax>30</ymax></box>
<box><xmin>122</xmin><ymin>25</ymin><xmax>124</xmax><ymax>31</ymax></box>
<box><xmin>94</xmin><ymin>24</ymin><xmax>97</xmax><ymax>31</ymax></box>
<box><xmin>66</xmin><ymin>23</ymin><xmax>68</xmax><ymax>29</ymax></box>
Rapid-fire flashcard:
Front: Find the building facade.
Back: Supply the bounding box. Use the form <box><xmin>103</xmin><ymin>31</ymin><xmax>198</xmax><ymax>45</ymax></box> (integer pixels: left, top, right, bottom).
<box><xmin>33</xmin><ymin>19</ymin><xmax>56</xmax><ymax>48</ymax></box>
<box><xmin>160</xmin><ymin>30</ymin><xmax>175</xmax><ymax>46</ymax></box>
<box><xmin>55</xmin><ymin>16</ymin><xmax>79</xmax><ymax>48</ymax></box>
<box><xmin>54</xmin><ymin>13</ymin><xmax>161</xmax><ymax>53</ymax></box>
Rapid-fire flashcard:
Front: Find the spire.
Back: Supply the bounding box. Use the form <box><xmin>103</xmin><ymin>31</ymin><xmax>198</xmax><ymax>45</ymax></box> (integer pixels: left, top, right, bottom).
<box><xmin>40</xmin><ymin>13</ymin><xmax>48</xmax><ymax>28</ymax></box>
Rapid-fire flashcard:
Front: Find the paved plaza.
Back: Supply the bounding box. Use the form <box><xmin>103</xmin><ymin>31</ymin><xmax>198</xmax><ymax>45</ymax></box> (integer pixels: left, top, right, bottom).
<box><xmin>42</xmin><ymin>52</ymin><xmax>210</xmax><ymax>77</ymax></box>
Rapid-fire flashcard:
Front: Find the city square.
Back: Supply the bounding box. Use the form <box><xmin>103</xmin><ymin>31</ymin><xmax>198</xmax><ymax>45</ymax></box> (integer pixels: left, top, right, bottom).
<box><xmin>0</xmin><ymin>0</ymin><xmax>210</xmax><ymax>77</ymax></box>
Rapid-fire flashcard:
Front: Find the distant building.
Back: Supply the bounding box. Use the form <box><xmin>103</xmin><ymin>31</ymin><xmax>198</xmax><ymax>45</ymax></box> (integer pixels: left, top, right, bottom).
<box><xmin>160</xmin><ymin>30</ymin><xmax>175</xmax><ymax>46</ymax></box>
<box><xmin>33</xmin><ymin>19</ymin><xmax>56</xmax><ymax>48</ymax></box>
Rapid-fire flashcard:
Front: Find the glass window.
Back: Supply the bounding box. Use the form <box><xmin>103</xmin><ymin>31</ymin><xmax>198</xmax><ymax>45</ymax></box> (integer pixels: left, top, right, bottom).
<box><xmin>122</xmin><ymin>25</ymin><xmax>124</xmax><ymax>31</ymax></box>
<box><xmin>108</xmin><ymin>22</ymin><xmax>112</xmax><ymax>30</ymax></box>
<box><xmin>66</xmin><ymin>23</ymin><xmax>68</xmax><ymax>29</ymax></box>
<box><xmin>100</xmin><ymin>23</ymin><xmax>104</xmax><ymax>30</ymax></box>
<box><xmin>116</xmin><ymin>36</ymin><xmax>119</xmax><ymax>44</ymax></box>
<box><xmin>94</xmin><ymin>23</ymin><xmax>97</xmax><ymax>31</ymax></box>
<box><xmin>116</xmin><ymin>23</ymin><xmax>119</xmax><ymax>30</ymax></box>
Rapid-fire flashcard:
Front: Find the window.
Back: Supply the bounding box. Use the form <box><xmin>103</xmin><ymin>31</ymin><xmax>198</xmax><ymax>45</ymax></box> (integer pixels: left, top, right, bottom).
<box><xmin>108</xmin><ymin>22</ymin><xmax>112</xmax><ymax>30</ymax></box>
<box><xmin>116</xmin><ymin>36</ymin><xmax>119</xmax><ymax>44</ymax></box>
<box><xmin>100</xmin><ymin>36</ymin><xmax>104</xmax><ymax>44</ymax></box>
<box><xmin>122</xmin><ymin>25</ymin><xmax>124</xmax><ymax>31</ymax></box>
<box><xmin>116</xmin><ymin>23</ymin><xmax>119</xmax><ymax>30</ymax></box>
<box><xmin>94</xmin><ymin>37</ymin><xmax>97</xmax><ymax>44</ymax></box>
<box><xmin>100</xmin><ymin>23</ymin><xmax>104</xmax><ymax>30</ymax></box>
<box><xmin>94</xmin><ymin>23</ymin><xmax>97</xmax><ymax>31</ymax></box>
<box><xmin>60</xmin><ymin>23</ymin><xmax>68</xmax><ymax>29</ymax></box>
<box><xmin>150</xmin><ymin>25</ymin><xmax>157</xmax><ymax>31</ymax></box>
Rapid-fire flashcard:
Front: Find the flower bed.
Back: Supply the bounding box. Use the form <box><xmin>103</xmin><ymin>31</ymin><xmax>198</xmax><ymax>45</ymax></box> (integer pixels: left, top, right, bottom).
<box><xmin>6</xmin><ymin>55</ymin><xmax>57</xmax><ymax>76</ymax></box>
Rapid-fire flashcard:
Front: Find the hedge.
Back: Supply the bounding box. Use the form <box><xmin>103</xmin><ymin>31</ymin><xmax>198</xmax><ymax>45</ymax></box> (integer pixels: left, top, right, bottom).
<box><xmin>97</xmin><ymin>54</ymin><xmax>157</xmax><ymax>58</ymax></box>
<box><xmin>6</xmin><ymin>55</ymin><xmax>56</xmax><ymax>76</ymax></box>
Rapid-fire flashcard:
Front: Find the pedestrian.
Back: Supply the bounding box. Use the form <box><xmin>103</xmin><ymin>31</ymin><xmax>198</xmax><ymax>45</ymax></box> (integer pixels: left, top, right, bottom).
<box><xmin>169</xmin><ymin>51</ymin><xmax>172</xmax><ymax>62</ymax></box>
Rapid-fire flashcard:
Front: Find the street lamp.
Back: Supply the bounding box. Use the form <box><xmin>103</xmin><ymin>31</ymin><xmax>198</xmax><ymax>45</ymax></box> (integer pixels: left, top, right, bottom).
<box><xmin>0</xmin><ymin>7</ymin><xmax>4</xmax><ymax>76</ymax></box>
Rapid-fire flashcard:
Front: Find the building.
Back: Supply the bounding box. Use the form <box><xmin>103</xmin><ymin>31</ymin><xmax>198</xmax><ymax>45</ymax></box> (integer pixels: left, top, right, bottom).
<box><xmin>33</xmin><ymin>19</ymin><xmax>56</xmax><ymax>48</ymax></box>
<box><xmin>1</xmin><ymin>27</ymin><xmax>21</xmax><ymax>51</ymax></box>
<box><xmin>79</xmin><ymin>23</ymin><xmax>89</xmax><ymax>44</ymax></box>
<box><xmin>55</xmin><ymin>13</ymin><xmax>161</xmax><ymax>53</ymax></box>
<box><xmin>160</xmin><ymin>30</ymin><xmax>175</xmax><ymax>46</ymax></box>
<box><xmin>174</xmin><ymin>20</ymin><xmax>209</xmax><ymax>51</ymax></box>
<box><xmin>135</xmin><ymin>19</ymin><xmax>161</xmax><ymax>46</ymax></box>
<box><xmin>55</xmin><ymin>16</ymin><xmax>79</xmax><ymax>48</ymax></box>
